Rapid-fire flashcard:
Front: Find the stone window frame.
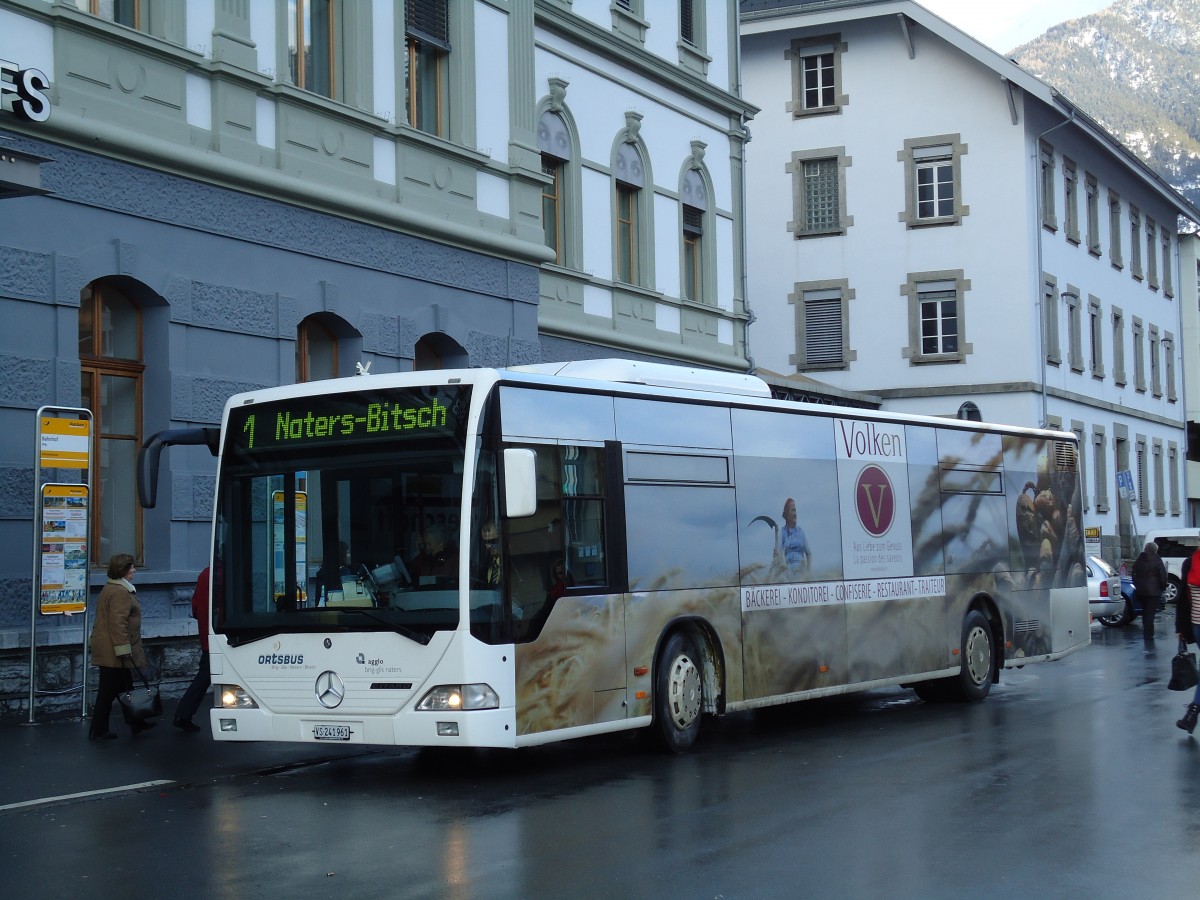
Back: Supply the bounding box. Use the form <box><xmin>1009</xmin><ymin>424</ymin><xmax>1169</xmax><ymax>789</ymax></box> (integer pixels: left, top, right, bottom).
<box><xmin>785</xmin><ymin>146</ymin><xmax>852</xmax><ymax>239</ymax></box>
<box><xmin>1063</xmin><ymin>158</ymin><xmax>1080</xmax><ymax>245</ymax></box>
<box><xmin>1169</xmin><ymin>442</ymin><xmax>1181</xmax><ymax>515</ymax></box>
<box><xmin>610</xmin><ymin>114</ymin><xmax>655</xmax><ymax>289</ymax></box>
<box><xmin>537</xmin><ymin>83</ymin><xmax>584</xmax><ymax>270</ymax></box>
<box><xmin>901</xmin><ymin>269</ymin><xmax>972</xmax><ymax>365</ymax></box>
<box><xmin>1162</xmin><ymin>227</ymin><xmax>1175</xmax><ymax>297</ymax></box>
<box><xmin>1111</xmin><ymin>306</ymin><xmax>1126</xmax><ymax>387</ymax></box>
<box><xmin>678</xmin><ymin>147</ymin><xmax>716</xmax><ymax>306</ymax></box>
<box><xmin>1164</xmin><ymin>331</ymin><xmax>1177</xmax><ymax>402</ymax></box>
<box><xmin>1071</xmin><ymin>420</ymin><xmax>1089</xmax><ymax>512</ymax></box>
<box><xmin>899</xmin><ymin>134</ymin><xmax>968</xmax><ymax>228</ymax></box>
<box><xmin>1149</xmin><ymin>324</ymin><xmax>1161</xmax><ymax>397</ymax></box>
<box><xmin>1064</xmin><ymin>284</ymin><xmax>1083</xmax><ymax>373</ymax></box>
<box><xmin>275</xmin><ymin>0</ymin><xmax>374</xmax><ymax>111</ymax></box>
<box><xmin>1088</xmin><ymin>294</ymin><xmax>1105</xmax><ymax>379</ymax></box>
<box><xmin>1135</xmin><ymin>435</ymin><xmax>1149</xmax><ymax>516</ymax></box>
<box><xmin>75</xmin><ymin>0</ymin><xmax>186</xmax><ymax>44</ymax></box>
<box><xmin>1039</xmin><ymin>141</ymin><xmax>1057</xmax><ymax>231</ymax></box>
<box><xmin>1146</xmin><ymin>216</ymin><xmax>1159</xmax><ymax>290</ymax></box>
<box><xmin>1132</xmin><ymin>316</ymin><xmax>1145</xmax><ymax>393</ymax></box>
<box><xmin>1129</xmin><ymin>205</ymin><xmax>1143</xmax><ymax>281</ymax></box>
<box><xmin>612</xmin><ymin>0</ymin><xmax>649</xmax><ymax>44</ymax></box>
<box><xmin>1108</xmin><ymin>190</ymin><xmax>1123</xmax><ymax>270</ymax></box>
<box><xmin>1085</xmin><ymin>173</ymin><xmax>1101</xmax><ymax>257</ymax></box>
<box><xmin>1042</xmin><ymin>273</ymin><xmax>1060</xmax><ymax>367</ymax></box>
<box><xmin>677</xmin><ymin>0</ymin><xmax>711</xmax><ymax>76</ymax></box>
<box><xmin>1092</xmin><ymin>427</ymin><xmax>1109</xmax><ymax>513</ymax></box>
<box><xmin>788</xmin><ymin>278</ymin><xmax>856</xmax><ymax>371</ymax></box>
<box><xmin>1153</xmin><ymin>439</ymin><xmax>1165</xmax><ymax>515</ymax></box>
<box><xmin>785</xmin><ymin>34</ymin><xmax>848</xmax><ymax>118</ymax></box>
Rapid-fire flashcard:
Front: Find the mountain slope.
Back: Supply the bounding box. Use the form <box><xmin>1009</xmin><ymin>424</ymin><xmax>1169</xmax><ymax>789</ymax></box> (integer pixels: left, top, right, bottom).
<box><xmin>1009</xmin><ymin>0</ymin><xmax>1200</xmax><ymax>209</ymax></box>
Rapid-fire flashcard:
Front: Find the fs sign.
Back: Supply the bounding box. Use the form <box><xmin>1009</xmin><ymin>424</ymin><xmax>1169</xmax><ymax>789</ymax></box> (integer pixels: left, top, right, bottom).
<box><xmin>1</xmin><ymin>58</ymin><xmax>51</xmax><ymax>123</ymax></box>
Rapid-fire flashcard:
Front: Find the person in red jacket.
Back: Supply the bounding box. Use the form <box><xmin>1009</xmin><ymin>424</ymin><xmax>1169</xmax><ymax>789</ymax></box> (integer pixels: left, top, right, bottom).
<box><xmin>173</xmin><ymin>567</ymin><xmax>210</xmax><ymax>733</ymax></box>
<box><xmin>1176</xmin><ymin>549</ymin><xmax>1200</xmax><ymax>734</ymax></box>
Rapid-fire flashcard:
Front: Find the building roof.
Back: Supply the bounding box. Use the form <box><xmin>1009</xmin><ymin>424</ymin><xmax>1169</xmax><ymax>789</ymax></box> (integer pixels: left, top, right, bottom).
<box><xmin>739</xmin><ymin>0</ymin><xmax>1200</xmax><ymax>225</ymax></box>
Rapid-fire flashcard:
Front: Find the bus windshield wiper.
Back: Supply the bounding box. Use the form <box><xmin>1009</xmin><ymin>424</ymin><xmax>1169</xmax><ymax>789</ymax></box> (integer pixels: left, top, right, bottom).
<box><xmin>338</xmin><ymin>608</ymin><xmax>432</xmax><ymax>645</ymax></box>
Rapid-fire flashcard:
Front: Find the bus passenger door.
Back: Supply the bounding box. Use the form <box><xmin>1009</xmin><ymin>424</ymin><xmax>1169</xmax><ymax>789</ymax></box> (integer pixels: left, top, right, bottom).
<box><xmin>508</xmin><ymin>441</ymin><xmax>627</xmax><ymax>736</ymax></box>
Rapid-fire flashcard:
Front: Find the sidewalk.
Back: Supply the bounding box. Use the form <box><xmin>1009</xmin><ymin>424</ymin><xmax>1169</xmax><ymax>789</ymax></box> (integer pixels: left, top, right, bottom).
<box><xmin>0</xmin><ymin>697</ymin><xmax>377</xmax><ymax>810</ymax></box>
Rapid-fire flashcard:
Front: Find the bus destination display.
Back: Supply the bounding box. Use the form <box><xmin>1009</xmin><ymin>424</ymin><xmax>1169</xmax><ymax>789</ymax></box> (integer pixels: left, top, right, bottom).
<box><xmin>231</xmin><ymin>388</ymin><xmax>466</xmax><ymax>452</ymax></box>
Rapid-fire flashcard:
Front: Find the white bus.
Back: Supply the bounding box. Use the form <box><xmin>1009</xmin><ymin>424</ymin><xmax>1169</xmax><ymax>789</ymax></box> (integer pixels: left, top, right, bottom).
<box><xmin>139</xmin><ymin>360</ymin><xmax>1089</xmax><ymax>752</ymax></box>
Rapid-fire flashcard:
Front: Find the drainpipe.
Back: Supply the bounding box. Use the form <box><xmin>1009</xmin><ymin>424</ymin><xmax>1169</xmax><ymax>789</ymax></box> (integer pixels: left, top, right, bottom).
<box><xmin>1034</xmin><ymin>109</ymin><xmax>1075</xmax><ymax>427</ymax></box>
<box><xmin>734</xmin><ymin>8</ymin><xmax>755</xmax><ymax>373</ymax></box>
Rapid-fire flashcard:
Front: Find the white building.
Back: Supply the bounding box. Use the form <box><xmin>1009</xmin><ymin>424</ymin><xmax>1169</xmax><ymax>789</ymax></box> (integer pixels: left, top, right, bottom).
<box><xmin>1181</xmin><ymin>234</ymin><xmax>1200</xmax><ymax>525</ymax></box>
<box><xmin>739</xmin><ymin>0</ymin><xmax>1200</xmax><ymax>562</ymax></box>
<box><xmin>534</xmin><ymin>1</ymin><xmax>754</xmax><ymax>368</ymax></box>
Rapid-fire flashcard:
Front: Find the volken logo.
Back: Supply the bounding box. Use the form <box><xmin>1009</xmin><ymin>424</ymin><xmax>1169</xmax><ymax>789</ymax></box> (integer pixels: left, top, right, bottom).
<box><xmin>856</xmin><ymin>465</ymin><xmax>894</xmax><ymax>537</ymax></box>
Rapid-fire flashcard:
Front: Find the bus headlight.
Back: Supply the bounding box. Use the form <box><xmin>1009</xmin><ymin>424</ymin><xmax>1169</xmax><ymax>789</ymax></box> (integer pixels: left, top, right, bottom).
<box><xmin>218</xmin><ymin>684</ymin><xmax>259</xmax><ymax>709</ymax></box>
<box><xmin>416</xmin><ymin>684</ymin><xmax>499</xmax><ymax>711</ymax></box>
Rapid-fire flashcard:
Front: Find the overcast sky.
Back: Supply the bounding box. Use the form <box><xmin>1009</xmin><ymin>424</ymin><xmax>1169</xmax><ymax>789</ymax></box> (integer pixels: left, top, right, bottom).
<box><xmin>917</xmin><ymin>0</ymin><xmax>1115</xmax><ymax>54</ymax></box>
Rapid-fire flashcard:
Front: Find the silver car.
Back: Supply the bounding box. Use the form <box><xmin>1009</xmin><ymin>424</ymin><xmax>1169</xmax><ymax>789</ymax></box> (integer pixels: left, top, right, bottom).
<box><xmin>1087</xmin><ymin>556</ymin><xmax>1124</xmax><ymax>625</ymax></box>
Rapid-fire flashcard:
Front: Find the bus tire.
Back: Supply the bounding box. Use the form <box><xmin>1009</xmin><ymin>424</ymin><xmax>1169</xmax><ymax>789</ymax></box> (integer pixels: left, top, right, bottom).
<box><xmin>953</xmin><ymin>609</ymin><xmax>994</xmax><ymax>702</ymax></box>
<box><xmin>653</xmin><ymin>631</ymin><xmax>703</xmax><ymax>754</ymax></box>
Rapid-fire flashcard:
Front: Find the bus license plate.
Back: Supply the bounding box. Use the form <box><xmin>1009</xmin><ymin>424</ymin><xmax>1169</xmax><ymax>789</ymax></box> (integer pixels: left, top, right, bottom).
<box><xmin>313</xmin><ymin>724</ymin><xmax>351</xmax><ymax>741</ymax></box>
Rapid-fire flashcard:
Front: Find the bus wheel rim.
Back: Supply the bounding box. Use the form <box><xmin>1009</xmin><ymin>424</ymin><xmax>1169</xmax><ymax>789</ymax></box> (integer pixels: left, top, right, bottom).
<box><xmin>668</xmin><ymin>653</ymin><xmax>701</xmax><ymax>729</ymax></box>
<box><xmin>964</xmin><ymin>625</ymin><xmax>991</xmax><ymax>685</ymax></box>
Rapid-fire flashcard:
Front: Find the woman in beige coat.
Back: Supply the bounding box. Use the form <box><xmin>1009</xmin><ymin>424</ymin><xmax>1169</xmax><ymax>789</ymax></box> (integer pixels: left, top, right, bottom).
<box><xmin>88</xmin><ymin>553</ymin><xmax>151</xmax><ymax>739</ymax></box>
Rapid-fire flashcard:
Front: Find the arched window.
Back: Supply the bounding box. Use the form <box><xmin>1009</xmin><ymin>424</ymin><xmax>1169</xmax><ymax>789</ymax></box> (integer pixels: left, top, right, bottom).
<box><xmin>297</xmin><ymin>316</ymin><xmax>339</xmax><ymax>382</ymax></box>
<box><xmin>614</xmin><ymin>142</ymin><xmax>645</xmax><ymax>285</ymax></box>
<box><xmin>79</xmin><ymin>279</ymin><xmax>143</xmax><ymax>564</ymax></box>
<box><xmin>414</xmin><ymin>333</ymin><xmax>467</xmax><ymax>371</ymax></box>
<box><xmin>538</xmin><ymin>110</ymin><xmax>572</xmax><ymax>265</ymax></box>
<box><xmin>681</xmin><ymin>167</ymin><xmax>709</xmax><ymax>302</ymax></box>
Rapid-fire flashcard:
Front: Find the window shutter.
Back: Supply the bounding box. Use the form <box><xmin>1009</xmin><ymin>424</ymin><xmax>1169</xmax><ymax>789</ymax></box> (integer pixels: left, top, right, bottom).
<box><xmin>681</xmin><ymin>0</ymin><xmax>695</xmax><ymax>45</ymax></box>
<box><xmin>406</xmin><ymin>0</ymin><xmax>450</xmax><ymax>50</ymax></box>
<box><xmin>804</xmin><ymin>294</ymin><xmax>842</xmax><ymax>365</ymax></box>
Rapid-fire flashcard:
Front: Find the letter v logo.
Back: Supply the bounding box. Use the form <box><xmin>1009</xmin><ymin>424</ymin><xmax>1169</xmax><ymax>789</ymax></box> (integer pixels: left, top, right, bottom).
<box><xmin>856</xmin><ymin>465</ymin><xmax>894</xmax><ymax>537</ymax></box>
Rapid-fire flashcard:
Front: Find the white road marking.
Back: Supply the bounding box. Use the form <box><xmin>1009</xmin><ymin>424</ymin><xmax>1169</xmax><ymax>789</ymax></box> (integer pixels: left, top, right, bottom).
<box><xmin>0</xmin><ymin>779</ymin><xmax>175</xmax><ymax>811</ymax></box>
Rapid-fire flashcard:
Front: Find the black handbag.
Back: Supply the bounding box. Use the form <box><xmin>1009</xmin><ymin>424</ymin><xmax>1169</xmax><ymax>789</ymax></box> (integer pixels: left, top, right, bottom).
<box><xmin>1168</xmin><ymin>640</ymin><xmax>1198</xmax><ymax>692</ymax></box>
<box><xmin>117</xmin><ymin>664</ymin><xmax>163</xmax><ymax>722</ymax></box>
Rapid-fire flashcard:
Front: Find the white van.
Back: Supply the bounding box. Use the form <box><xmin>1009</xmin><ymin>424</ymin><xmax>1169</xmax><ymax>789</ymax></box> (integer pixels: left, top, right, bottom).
<box><xmin>1142</xmin><ymin>528</ymin><xmax>1200</xmax><ymax>605</ymax></box>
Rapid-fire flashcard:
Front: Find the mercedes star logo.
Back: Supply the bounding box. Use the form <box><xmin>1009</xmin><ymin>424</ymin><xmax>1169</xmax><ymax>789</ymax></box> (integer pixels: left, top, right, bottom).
<box><xmin>315</xmin><ymin>670</ymin><xmax>345</xmax><ymax>709</ymax></box>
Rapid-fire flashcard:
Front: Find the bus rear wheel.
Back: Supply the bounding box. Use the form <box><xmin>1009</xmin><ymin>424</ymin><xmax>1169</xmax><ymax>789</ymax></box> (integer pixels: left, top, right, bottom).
<box><xmin>653</xmin><ymin>632</ymin><xmax>703</xmax><ymax>753</ymax></box>
<box><xmin>914</xmin><ymin>609</ymin><xmax>994</xmax><ymax>703</ymax></box>
<box><xmin>953</xmin><ymin>609</ymin><xmax>994</xmax><ymax>702</ymax></box>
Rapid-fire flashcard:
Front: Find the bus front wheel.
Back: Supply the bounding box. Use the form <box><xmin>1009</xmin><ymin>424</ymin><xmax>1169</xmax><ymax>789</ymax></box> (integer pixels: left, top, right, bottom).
<box><xmin>653</xmin><ymin>631</ymin><xmax>703</xmax><ymax>753</ymax></box>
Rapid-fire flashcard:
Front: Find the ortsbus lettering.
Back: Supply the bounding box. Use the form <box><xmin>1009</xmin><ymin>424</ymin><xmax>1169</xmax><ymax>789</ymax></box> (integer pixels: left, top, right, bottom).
<box><xmin>0</xmin><ymin>60</ymin><xmax>51</xmax><ymax>123</ymax></box>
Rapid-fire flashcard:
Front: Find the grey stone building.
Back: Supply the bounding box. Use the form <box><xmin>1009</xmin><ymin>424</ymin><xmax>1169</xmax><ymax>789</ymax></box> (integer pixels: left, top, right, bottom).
<box><xmin>0</xmin><ymin>0</ymin><xmax>753</xmax><ymax>720</ymax></box>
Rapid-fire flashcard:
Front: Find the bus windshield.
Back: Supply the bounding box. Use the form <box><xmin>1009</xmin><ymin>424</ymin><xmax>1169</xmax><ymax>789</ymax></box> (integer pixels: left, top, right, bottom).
<box><xmin>212</xmin><ymin>384</ymin><xmax>491</xmax><ymax>645</ymax></box>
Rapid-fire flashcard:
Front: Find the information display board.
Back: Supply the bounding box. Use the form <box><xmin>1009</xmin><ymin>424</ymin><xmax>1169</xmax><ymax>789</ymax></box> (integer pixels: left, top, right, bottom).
<box><xmin>39</xmin><ymin>483</ymin><xmax>89</xmax><ymax>614</ymax></box>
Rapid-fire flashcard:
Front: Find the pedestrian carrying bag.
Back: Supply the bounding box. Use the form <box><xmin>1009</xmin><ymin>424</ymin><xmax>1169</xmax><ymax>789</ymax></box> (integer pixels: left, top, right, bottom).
<box><xmin>1168</xmin><ymin>640</ymin><xmax>1198</xmax><ymax>692</ymax></box>
<box><xmin>117</xmin><ymin>664</ymin><xmax>163</xmax><ymax>722</ymax></box>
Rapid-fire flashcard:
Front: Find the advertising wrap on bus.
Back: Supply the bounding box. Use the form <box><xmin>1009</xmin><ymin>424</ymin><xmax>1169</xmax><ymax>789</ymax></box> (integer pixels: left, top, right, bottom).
<box><xmin>140</xmin><ymin>362</ymin><xmax>1088</xmax><ymax>754</ymax></box>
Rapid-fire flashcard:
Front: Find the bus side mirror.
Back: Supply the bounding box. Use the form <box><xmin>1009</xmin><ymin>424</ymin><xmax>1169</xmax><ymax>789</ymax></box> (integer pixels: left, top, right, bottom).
<box><xmin>503</xmin><ymin>448</ymin><xmax>537</xmax><ymax>518</ymax></box>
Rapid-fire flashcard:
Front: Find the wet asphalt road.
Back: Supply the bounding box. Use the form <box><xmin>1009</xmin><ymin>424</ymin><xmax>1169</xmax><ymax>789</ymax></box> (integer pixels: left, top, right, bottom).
<box><xmin>2</xmin><ymin>619</ymin><xmax>1198</xmax><ymax>899</ymax></box>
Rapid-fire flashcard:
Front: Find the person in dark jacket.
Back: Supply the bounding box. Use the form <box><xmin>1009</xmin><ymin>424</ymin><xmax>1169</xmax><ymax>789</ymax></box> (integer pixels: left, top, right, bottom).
<box><xmin>173</xmin><ymin>567</ymin><xmax>210</xmax><ymax>733</ymax></box>
<box><xmin>88</xmin><ymin>553</ymin><xmax>152</xmax><ymax>739</ymax></box>
<box><xmin>1132</xmin><ymin>541</ymin><xmax>1168</xmax><ymax>645</ymax></box>
<box><xmin>1175</xmin><ymin>549</ymin><xmax>1200</xmax><ymax>734</ymax></box>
